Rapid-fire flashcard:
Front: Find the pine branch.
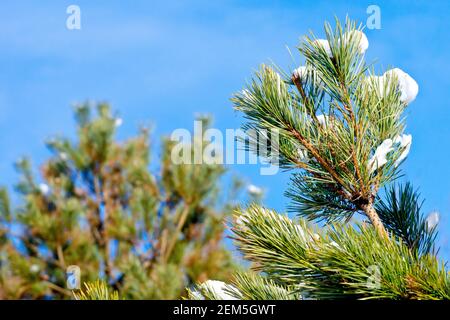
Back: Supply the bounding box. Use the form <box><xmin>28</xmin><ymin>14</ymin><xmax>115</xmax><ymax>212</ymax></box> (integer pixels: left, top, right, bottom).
<box><xmin>231</xmin><ymin>18</ymin><xmax>413</xmax><ymax>237</ymax></box>
<box><xmin>231</xmin><ymin>205</ymin><xmax>450</xmax><ymax>300</ymax></box>
<box><xmin>375</xmin><ymin>183</ymin><xmax>438</xmax><ymax>255</ymax></box>
<box><xmin>73</xmin><ymin>280</ymin><xmax>120</xmax><ymax>300</ymax></box>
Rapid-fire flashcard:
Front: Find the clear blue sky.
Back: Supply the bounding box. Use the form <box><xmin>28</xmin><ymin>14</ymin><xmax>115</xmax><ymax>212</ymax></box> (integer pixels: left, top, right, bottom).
<box><xmin>1</xmin><ymin>0</ymin><xmax>449</xmax><ymax>262</ymax></box>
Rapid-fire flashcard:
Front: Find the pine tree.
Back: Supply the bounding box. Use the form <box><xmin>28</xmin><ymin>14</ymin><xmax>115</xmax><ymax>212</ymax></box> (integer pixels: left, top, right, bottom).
<box><xmin>0</xmin><ymin>103</ymin><xmax>240</xmax><ymax>299</ymax></box>
<box><xmin>190</xmin><ymin>18</ymin><xmax>449</xmax><ymax>300</ymax></box>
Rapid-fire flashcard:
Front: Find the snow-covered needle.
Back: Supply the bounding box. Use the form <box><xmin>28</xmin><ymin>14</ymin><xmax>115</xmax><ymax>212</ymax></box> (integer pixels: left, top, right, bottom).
<box><xmin>368</xmin><ymin>139</ymin><xmax>394</xmax><ymax>173</ymax></box>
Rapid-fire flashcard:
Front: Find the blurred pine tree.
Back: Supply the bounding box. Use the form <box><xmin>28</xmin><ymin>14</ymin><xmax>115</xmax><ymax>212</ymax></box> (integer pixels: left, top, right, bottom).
<box><xmin>0</xmin><ymin>103</ymin><xmax>240</xmax><ymax>299</ymax></box>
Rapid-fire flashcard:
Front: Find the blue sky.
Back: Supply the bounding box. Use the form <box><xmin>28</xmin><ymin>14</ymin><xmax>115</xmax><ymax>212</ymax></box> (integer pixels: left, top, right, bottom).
<box><xmin>1</xmin><ymin>0</ymin><xmax>449</xmax><ymax>262</ymax></box>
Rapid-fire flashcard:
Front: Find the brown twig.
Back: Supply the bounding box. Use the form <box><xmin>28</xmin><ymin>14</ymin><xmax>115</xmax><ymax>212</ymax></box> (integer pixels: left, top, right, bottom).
<box><xmin>290</xmin><ymin>128</ymin><xmax>352</xmax><ymax>199</ymax></box>
<box><xmin>162</xmin><ymin>204</ymin><xmax>191</xmax><ymax>263</ymax></box>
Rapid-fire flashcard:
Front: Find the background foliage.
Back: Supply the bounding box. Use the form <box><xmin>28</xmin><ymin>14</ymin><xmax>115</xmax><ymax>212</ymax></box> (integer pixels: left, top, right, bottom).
<box><xmin>0</xmin><ymin>103</ymin><xmax>240</xmax><ymax>299</ymax></box>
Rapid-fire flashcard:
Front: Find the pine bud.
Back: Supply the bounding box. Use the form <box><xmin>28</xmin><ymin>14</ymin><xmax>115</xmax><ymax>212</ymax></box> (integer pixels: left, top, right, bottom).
<box><xmin>384</xmin><ymin>68</ymin><xmax>419</xmax><ymax>104</ymax></box>
<box><xmin>59</xmin><ymin>152</ymin><xmax>68</xmax><ymax>161</ymax></box>
<box><xmin>38</xmin><ymin>183</ymin><xmax>50</xmax><ymax>195</ymax></box>
<box><xmin>342</xmin><ymin>30</ymin><xmax>369</xmax><ymax>54</ymax></box>
<box><xmin>247</xmin><ymin>184</ymin><xmax>263</xmax><ymax>196</ymax></box>
<box><xmin>293</xmin><ymin>66</ymin><xmax>308</xmax><ymax>81</ymax></box>
<box><xmin>115</xmin><ymin>118</ymin><xmax>123</xmax><ymax>127</ymax></box>
<box><xmin>201</xmin><ymin>280</ymin><xmax>239</xmax><ymax>300</ymax></box>
<box><xmin>316</xmin><ymin>114</ymin><xmax>329</xmax><ymax>127</ymax></box>
<box><xmin>393</xmin><ymin>134</ymin><xmax>412</xmax><ymax>167</ymax></box>
<box><xmin>30</xmin><ymin>264</ymin><xmax>40</xmax><ymax>273</ymax></box>
<box><xmin>368</xmin><ymin>139</ymin><xmax>394</xmax><ymax>173</ymax></box>
<box><xmin>313</xmin><ymin>39</ymin><xmax>332</xmax><ymax>57</ymax></box>
<box><xmin>426</xmin><ymin>211</ymin><xmax>439</xmax><ymax>232</ymax></box>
